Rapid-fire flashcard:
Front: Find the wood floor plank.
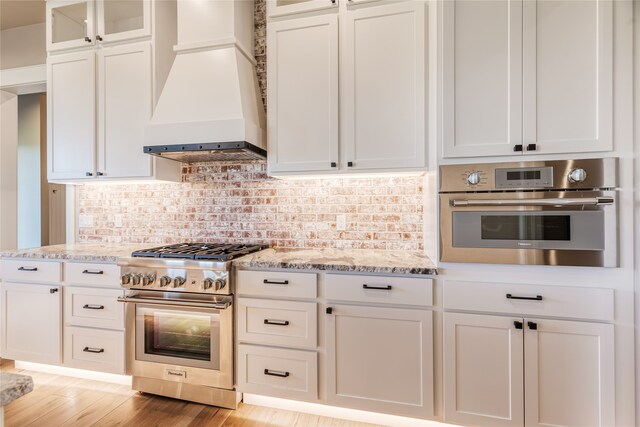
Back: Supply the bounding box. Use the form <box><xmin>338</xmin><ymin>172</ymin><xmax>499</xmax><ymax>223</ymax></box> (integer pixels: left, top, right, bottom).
<box><xmin>186</xmin><ymin>406</ymin><xmax>233</xmax><ymax>427</ymax></box>
<box><xmin>59</xmin><ymin>386</ymin><xmax>136</xmax><ymax>427</ymax></box>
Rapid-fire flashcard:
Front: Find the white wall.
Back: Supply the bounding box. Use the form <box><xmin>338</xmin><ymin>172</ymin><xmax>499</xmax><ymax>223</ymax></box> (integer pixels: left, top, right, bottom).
<box><xmin>17</xmin><ymin>93</ymin><xmax>42</xmax><ymax>249</ymax></box>
<box><xmin>0</xmin><ymin>91</ymin><xmax>18</xmax><ymax>250</ymax></box>
<box><xmin>0</xmin><ymin>23</ymin><xmax>46</xmax><ymax>70</ymax></box>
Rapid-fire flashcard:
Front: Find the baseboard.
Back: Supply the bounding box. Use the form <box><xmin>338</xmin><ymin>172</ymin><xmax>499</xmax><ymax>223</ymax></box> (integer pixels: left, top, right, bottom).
<box><xmin>13</xmin><ymin>361</ymin><xmax>131</xmax><ymax>385</ymax></box>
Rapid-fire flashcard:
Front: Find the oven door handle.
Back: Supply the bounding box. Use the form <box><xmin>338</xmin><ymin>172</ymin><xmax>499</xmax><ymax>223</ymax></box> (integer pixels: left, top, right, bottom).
<box><xmin>450</xmin><ymin>197</ymin><xmax>614</xmax><ymax>207</ymax></box>
<box><xmin>116</xmin><ymin>295</ymin><xmax>230</xmax><ymax>310</ymax></box>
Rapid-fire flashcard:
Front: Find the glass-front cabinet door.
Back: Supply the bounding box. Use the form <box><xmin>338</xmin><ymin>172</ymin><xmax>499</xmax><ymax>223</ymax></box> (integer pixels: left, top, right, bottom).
<box><xmin>47</xmin><ymin>0</ymin><xmax>95</xmax><ymax>51</ymax></box>
<box><xmin>267</xmin><ymin>0</ymin><xmax>337</xmax><ymax>18</ymax></box>
<box><xmin>96</xmin><ymin>0</ymin><xmax>151</xmax><ymax>43</ymax></box>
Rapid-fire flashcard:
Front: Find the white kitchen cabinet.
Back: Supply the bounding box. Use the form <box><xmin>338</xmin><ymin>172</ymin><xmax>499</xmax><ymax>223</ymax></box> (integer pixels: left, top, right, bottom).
<box><xmin>343</xmin><ymin>1</ymin><xmax>426</xmax><ymax>170</ymax></box>
<box><xmin>443</xmin><ymin>312</ymin><xmax>524</xmax><ymax>427</ymax></box>
<box><xmin>267</xmin><ymin>15</ymin><xmax>339</xmax><ymax>173</ymax></box>
<box><xmin>267</xmin><ymin>0</ymin><xmax>337</xmax><ymax>18</ymax></box>
<box><xmin>267</xmin><ymin>0</ymin><xmax>427</xmax><ymax>175</ymax></box>
<box><xmin>47</xmin><ymin>0</ymin><xmax>151</xmax><ymax>52</ymax></box>
<box><xmin>0</xmin><ymin>282</ymin><xmax>62</xmax><ymax>365</ymax></box>
<box><xmin>524</xmin><ymin>318</ymin><xmax>614</xmax><ymax>427</ymax></box>
<box><xmin>443</xmin><ymin>312</ymin><xmax>615</xmax><ymax>427</ymax></box>
<box><xmin>443</xmin><ymin>0</ymin><xmax>613</xmax><ymax>158</ymax></box>
<box><xmin>325</xmin><ymin>304</ymin><xmax>433</xmax><ymax>418</ymax></box>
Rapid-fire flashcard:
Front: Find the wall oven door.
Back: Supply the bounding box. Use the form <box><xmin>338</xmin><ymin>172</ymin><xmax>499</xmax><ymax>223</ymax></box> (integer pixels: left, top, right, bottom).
<box><xmin>440</xmin><ymin>190</ymin><xmax>617</xmax><ymax>267</ymax></box>
<box><xmin>120</xmin><ymin>291</ymin><xmax>233</xmax><ymax>390</ymax></box>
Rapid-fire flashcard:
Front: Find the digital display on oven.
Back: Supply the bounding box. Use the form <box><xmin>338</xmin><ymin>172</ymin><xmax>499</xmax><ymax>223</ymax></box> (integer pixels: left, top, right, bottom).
<box><xmin>506</xmin><ymin>170</ymin><xmax>541</xmax><ymax>181</ymax></box>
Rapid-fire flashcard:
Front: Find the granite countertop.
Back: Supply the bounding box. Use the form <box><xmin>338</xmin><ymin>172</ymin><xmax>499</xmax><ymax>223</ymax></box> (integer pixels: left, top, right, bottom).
<box><xmin>0</xmin><ymin>243</ymin><xmax>149</xmax><ymax>263</ymax></box>
<box><xmin>0</xmin><ymin>373</ymin><xmax>33</xmax><ymax>406</ymax></box>
<box><xmin>233</xmin><ymin>247</ymin><xmax>438</xmax><ymax>275</ymax></box>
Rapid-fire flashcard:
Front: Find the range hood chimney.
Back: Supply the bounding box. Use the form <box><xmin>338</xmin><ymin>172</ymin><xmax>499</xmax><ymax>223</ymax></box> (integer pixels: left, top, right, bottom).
<box><xmin>145</xmin><ymin>0</ymin><xmax>266</xmax><ymax>163</ymax></box>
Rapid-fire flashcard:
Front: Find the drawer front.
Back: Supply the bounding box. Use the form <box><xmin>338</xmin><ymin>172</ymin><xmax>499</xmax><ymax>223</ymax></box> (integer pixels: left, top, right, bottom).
<box><xmin>64</xmin><ymin>326</ymin><xmax>125</xmax><ymax>374</ymax></box>
<box><xmin>65</xmin><ymin>287</ymin><xmax>125</xmax><ymax>329</ymax></box>
<box><xmin>325</xmin><ymin>274</ymin><xmax>433</xmax><ymax>306</ymax></box>
<box><xmin>1</xmin><ymin>259</ymin><xmax>62</xmax><ymax>284</ymax></box>
<box><xmin>237</xmin><ymin>270</ymin><xmax>317</xmax><ymax>299</ymax></box>
<box><xmin>65</xmin><ymin>262</ymin><xmax>121</xmax><ymax>287</ymax></box>
<box><xmin>237</xmin><ymin>344</ymin><xmax>317</xmax><ymax>400</ymax></box>
<box><xmin>238</xmin><ymin>298</ymin><xmax>317</xmax><ymax>348</ymax></box>
<box><xmin>443</xmin><ymin>281</ymin><xmax>614</xmax><ymax>322</ymax></box>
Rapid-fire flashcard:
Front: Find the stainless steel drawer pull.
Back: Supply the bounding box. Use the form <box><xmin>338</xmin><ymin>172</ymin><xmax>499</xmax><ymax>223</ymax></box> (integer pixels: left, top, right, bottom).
<box><xmin>451</xmin><ymin>197</ymin><xmax>614</xmax><ymax>207</ymax></box>
<box><xmin>264</xmin><ymin>369</ymin><xmax>290</xmax><ymax>378</ymax></box>
<box><xmin>83</xmin><ymin>347</ymin><xmax>104</xmax><ymax>354</ymax></box>
<box><xmin>83</xmin><ymin>304</ymin><xmax>105</xmax><ymax>310</ymax></box>
<box><xmin>363</xmin><ymin>284</ymin><xmax>392</xmax><ymax>290</ymax></box>
<box><xmin>263</xmin><ymin>279</ymin><xmax>289</xmax><ymax>285</ymax></box>
<box><xmin>263</xmin><ymin>319</ymin><xmax>290</xmax><ymax>326</ymax></box>
<box><xmin>82</xmin><ymin>269</ymin><xmax>104</xmax><ymax>275</ymax></box>
<box><xmin>18</xmin><ymin>267</ymin><xmax>38</xmax><ymax>272</ymax></box>
<box><xmin>506</xmin><ymin>293</ymin><xmax>543</xmax><ymax>301</ymax></box>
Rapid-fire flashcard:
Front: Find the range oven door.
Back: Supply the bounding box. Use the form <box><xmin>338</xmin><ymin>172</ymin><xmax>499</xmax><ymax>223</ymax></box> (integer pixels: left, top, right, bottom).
<box><xmin>439</xmin><ymin>190</ymin><xmax>617</xmax><ymax>267</ymax></box>
<box><xmin>120</xmin><ymin>291</ymin><xmax>233</xmax><ymax>389</ymax></box>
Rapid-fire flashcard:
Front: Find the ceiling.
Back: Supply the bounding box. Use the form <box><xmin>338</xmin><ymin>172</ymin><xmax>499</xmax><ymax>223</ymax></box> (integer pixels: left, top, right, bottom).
<box><xmin>1</xmin><ymin>0</ymin><xmax>46</xmax><ymax>31</ymax></box>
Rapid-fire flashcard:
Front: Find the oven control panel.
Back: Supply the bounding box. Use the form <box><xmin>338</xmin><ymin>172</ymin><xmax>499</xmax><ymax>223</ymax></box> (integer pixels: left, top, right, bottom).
<box><xmin>120</xmin><ymin>267</ymin><xmax>230</xmax><ymax>295</ymax></box>
<box><xmin>495</xmin><ymin>166</ymin><xmax>554</xmax><ymax>189</ymax></box>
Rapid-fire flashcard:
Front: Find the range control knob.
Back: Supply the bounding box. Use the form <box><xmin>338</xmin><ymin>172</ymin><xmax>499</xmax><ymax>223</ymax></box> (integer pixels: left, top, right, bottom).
<box><xmin>214</xmin><ymin>279</ymin><xmax>226</xmax><ymax>291</ymax></box>
<box><xmin>158</xmin><ymin>275</ymin><xmax>172</xmax><ymax>287</ymax></box>
<box><xmin>466</xmin><ymin>172</ymin><xmax>481</xmax><ymax>186</ymax></box>
<box><xmin>121</xmin><ymin>274</ymin><xmax>132</xmax><ymax>286</ymax></box>
<box><xmin>141</xmin><ymin>274</ymin><xmax>155</xmax><ymax>286</ymax></box>
<box><xmin>568</xmin><ymin>168</ymin><xmax>587</xmax><ymax>183</ymax></box>
<box><xmin>203</xmin><ymin>278</ymin><xmax>214</xmax><ymax>291</ymax></box>
<box><xmin>131</xmin><ymin>274</ymin><xmax>141</xmax><ymax>286</ymax></box>
<box><xmin>173</xmin><ymin>276</ymin><xmax>186</xmax><ymax>288</ymax></box>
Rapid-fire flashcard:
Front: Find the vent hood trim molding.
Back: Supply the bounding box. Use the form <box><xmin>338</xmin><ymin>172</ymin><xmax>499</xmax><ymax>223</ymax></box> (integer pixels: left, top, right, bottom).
<box><xmin>173</xmin><ymin>38</ymin><xmax>257</xmax><ymax>66</ymax></box>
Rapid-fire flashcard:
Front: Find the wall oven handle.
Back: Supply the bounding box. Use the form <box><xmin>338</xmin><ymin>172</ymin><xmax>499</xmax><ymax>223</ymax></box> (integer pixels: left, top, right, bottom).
<box><xmin>450</xmin><ymin>197</ymin><xmax>614</xmax><ymax>207</ymax></box>
<box><xmin>116</xmin><ymin>295</ymin><xmax>230</xmax><ymax>310</ymax></box>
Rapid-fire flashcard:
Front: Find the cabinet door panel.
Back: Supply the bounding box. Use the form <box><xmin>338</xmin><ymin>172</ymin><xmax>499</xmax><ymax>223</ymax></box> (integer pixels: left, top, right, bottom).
<box><xmin>47</xmin><ymin>0</ymin><xmax>95</xmax><ymax>51</ymax></box>
<box><xmin>47</xmin><ymin>51</ymin><xmax>96</xmax><ymax>180</ymax></box>
<box><xmin>1</xmin><ymin>282</ymin><xmax>62</xmax><ymax>364</ymax></box>
<box><xmin>344</xmin><ymin>1</ymin><xmax>425</xmax><ymax>170</ymax></box>
<box><xmin>522</xmin><ymin>0</ymin><xmax>612</xmax><ymax>154</ymax></box>
<box><xmin>443</xmin><ymin>312</ymin><xmax>523</xmax><ymax>427</ymax></box>
<box><xmin>267</xmin><ymin>15</ymin><xmax>339</xmax><ymax>174</ymax></box>
<box><xmin>98</xmin><ymin>42</ymin><xmax>152</xmax><ymax>178</ymax></box>
<box><xmin>442</xmin><ymin>0</ymin><xmax>522</xmax><ymax>158</ymax></box>
<box><xmin>267</xmin><ymin>0</ymin><xmax>337</xmax><ymax>18</ymax></box>
<box><xmin>326</xmin><ymin>304</ymin><xmax>433</xmax><ymax>418</ymax></box>
<box><xmin>524</xmin><ymin>319</ymin><xmax>614</xmax><ymax>427</ymax></box>
<box><xmin>96</xmin><ymin>0</ymin><xmax>151</xmax><ymax>43</ymax></box>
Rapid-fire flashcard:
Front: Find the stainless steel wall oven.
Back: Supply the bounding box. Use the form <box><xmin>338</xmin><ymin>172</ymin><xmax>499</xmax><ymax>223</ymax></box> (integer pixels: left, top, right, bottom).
<box><xmin>439</xmin><ymin>159</ymin><xmax>618</xmax><ymax>267</ymax></box>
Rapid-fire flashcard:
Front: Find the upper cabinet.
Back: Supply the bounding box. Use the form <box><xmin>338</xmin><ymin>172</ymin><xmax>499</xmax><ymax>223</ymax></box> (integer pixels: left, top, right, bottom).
<box><xmin>47</xmin><ymin>0</ymin><xmax>151</xmax><ymax>52</ymax></box>
<box><xmin>267</xmin><ymin>0</ymin><xmax>427</xmax><ymax>176</ymax></box>
<box><xmin>443</xmin><ymin>0</ymin><xmax>613</xmax><ymax>158</ymax></box>
<box><xmin>267</xmin><ymin>0</ymin><xmax>338</xmax><ymax>18</ymax></box>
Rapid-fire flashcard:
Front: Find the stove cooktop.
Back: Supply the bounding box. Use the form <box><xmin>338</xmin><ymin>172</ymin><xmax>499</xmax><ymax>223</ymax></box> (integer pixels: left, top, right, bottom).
<box><xmin>131</xmin><ymin>243</ymin><xmax>269</xmax><ymax>261</ymax></box>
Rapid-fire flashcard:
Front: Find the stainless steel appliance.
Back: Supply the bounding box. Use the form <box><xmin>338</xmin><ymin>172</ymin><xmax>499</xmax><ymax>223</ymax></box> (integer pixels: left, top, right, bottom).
<box><xmin>439</xmin><ymin>158</ymin><xmax>618</xmax><ymax>267</ymax></box>
<box><xmin>117</xmin><ymin>243</ymin><xmax>267</xmax><ymax>408</ymax></box>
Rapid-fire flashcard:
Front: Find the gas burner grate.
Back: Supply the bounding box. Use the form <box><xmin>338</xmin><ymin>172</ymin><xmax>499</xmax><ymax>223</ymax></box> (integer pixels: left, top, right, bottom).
<box><xmin>132</xmin><ymin>243</ymin><xmax>269</xmax><ymax>261</ymax></box>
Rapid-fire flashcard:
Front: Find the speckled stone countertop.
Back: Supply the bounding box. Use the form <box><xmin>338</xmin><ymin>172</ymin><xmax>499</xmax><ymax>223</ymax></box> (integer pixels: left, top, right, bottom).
<box><xmin>233</xmin><ymin>247</ymin><xmax>438</xmax><ymax>275</ymax></box>
<box><xmin>0</xmin><ymin>243</ymin><xmax>150</xmax><ymax>263</ymax></box>
<box><xmin>0</xmin><ymin>373</ymin><xmax>33</xmax><ymax>406</ymax></box>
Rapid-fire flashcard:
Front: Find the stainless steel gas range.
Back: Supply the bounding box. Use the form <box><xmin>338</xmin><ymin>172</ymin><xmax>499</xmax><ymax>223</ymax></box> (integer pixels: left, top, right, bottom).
<box><xmin>117</xmin><ymin>243</ymin><xmax>267</xmax><ymax>408</ymax></box>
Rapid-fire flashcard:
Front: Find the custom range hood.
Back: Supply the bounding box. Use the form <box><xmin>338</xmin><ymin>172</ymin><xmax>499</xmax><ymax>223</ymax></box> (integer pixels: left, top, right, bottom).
<box><xmin>144</xmin><ymin>0</ymin><xmax>266</xmax><ymax>163</ymax></box>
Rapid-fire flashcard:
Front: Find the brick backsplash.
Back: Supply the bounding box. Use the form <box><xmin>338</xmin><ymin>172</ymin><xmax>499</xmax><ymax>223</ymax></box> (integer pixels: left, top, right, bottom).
<box><xmin>76</xmin><ymin>162</ymin><xmax>425</xmax><ymax>250</ymax></box>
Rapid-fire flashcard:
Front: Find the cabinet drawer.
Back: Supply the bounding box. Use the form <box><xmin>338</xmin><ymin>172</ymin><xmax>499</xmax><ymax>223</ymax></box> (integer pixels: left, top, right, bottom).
<box><xmin>64</xmin><ymin>326</ymin><xmax>124</xmax><ymax>374</ymax></box>
<box><xmin>237</xmin><ymin>270</ymin><xmax>317</xmax><ymax>299</ymax></box>
<box><xmin>325</xmin><ymin>274</ymin><xmax>432</xmax><ymax>306</ymax></box>
<box><xmin>237</xmin><ymin>344</ymin><xmax>317</xmax><ymax>400</ymax></box>
<box><xmin>65</xmin><ymin>262</ymin><xmax>121</xmax><ymax>287</ymax></box>
<box><xmin>65</xmin><ymin>287</ymin><xmax>124</xmax><ymax>329</ymax></box>
<box><xmin>238</xmin><ymin>298</ymin><xmax>317</xmax><ymax>348</ymax></box>
<box><xmin>443</xmin><ymin>281</ymin><xmax>614</xmax><ymax>322</ymax></box>
<box><xmin>1</xmin><ymin>259</ymin><xmax>62</xmax><ymax>284</ymax></box>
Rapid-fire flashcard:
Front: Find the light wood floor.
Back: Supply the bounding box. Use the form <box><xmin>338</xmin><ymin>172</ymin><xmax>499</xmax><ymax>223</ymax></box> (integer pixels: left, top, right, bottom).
<box><xmin>1</xmin><ymin>360</ymin><xmax>381</xmax><ymax>427</ymax></box>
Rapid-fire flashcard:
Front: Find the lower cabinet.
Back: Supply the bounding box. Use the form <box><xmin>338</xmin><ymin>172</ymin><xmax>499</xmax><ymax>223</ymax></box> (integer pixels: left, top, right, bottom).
<box><xmin>325</xmin><ymin>304</ymin><xmax>434</xmax><ymax>419</ymax></box>
<box><xmin>444</xmin><ymin>312</ymin><xmax>614</xmax><ymax>427</ymax></box>
<box><xmin>0</xmin><ymin>282</ymin><xmax>62</xmax><ymax>365</ymax></box>
<box><xmin>64</xmin><ymin>326</ymin><xmax>125</xmax><ymax>374</ymax></box>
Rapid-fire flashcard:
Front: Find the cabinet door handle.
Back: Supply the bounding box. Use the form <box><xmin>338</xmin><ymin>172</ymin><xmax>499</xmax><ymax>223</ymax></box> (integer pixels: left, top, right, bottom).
<box><xmin>83</xmin><ymin>347</ymin><xmax>104</xmax><ymax>354</ymax></box>
<box><xmin>84</xmin><ymin>36</ymin><xmax>92</xmax><ymax>43</ymax></box>
<box><xmin>50</xmin><ymin>288</ymin><xmax>59</xmax><ymax>294</ymax></box>
<box><xmin>363</xmin><ymin>284</ymin><xmax>392</xmax><ymax>290</ymax></box>
<box><xmin>513</xmin><ymin>144</ymin><xmax>523</xmax><ymax>152</ymax></box>
<box><xmin>326</xmin><ymin>307</ymin><xmax>333</xmax><ymax>314</ymax></box>
<box><xmin>528</xmin><ymin>321</ymin><xmax>538</xmax><ymax>330</ymax></box>
<box><xmin>330</xmin><ymin>162</ymin><xmax>337</xmax><ymax>168</ymax></box>
<box><xmin>83</xmin><ymin>304</ymin><xmax>105</xmax><ymax>310</ymax></box>
<box><xmin>263</xmin><ymin>319</ymin><xmax>290</xmax><ymax>326</ymax></box>
<box><xmin>82</xmin><ymin>269</ymin><xmax>104</xmax><ymax>275</ymax></box>
<box><xmin>263</xmin><ymin>279</ymin><xmax>289</xmax><ymax>285</ymax></box>
<box><xmin>96</xmin><ymin>35</ymin><xmax>103</xmax><ymax>42</ymax></box>
<box><xmin>347</xmin><ymin>161</ymin><xmax>354</xmax><ymax>167</ymax></box>
<box><xmin>506</xmin><ymin>294</ymin><xmax>543</xmax><ymax>301</ymax></box>
<box><xmin>514</xmin><ymin>321</ymin><xmax>523</xmax><ymax>330</ymax></box>
<box><xmin>526</xmin><ymin>143</ymin><xmax>537</xmax><ymax>151</ymax></box>
<box><xmin>330</xmin><ymin>0</ymin><xmax>336</xmax><ymax>4</ymax></box>
<box><xmin>96</xmin><ymin>172</ymin><xmax>104</xmax><ymax>176</ymax></box>
<box><xmin>264</xmin><ymin>369</ymin><xmax>290</xmax><ymax>378</ymax></box>
<box><xmin>86</xmin><ymin>172</ymin><xmax>93</xmax><ymax>177</ymax></box>
<box><xmin>18</xmin><ymin>267</ymin><xmax>38</xmax><ymax>272</ymax></box>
